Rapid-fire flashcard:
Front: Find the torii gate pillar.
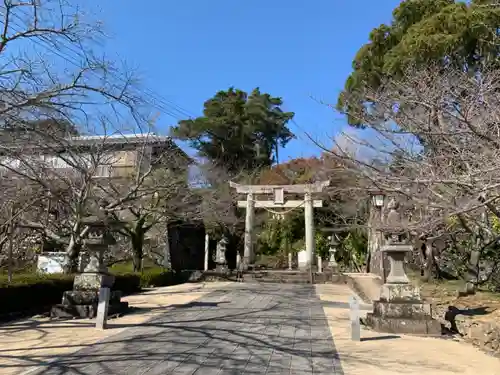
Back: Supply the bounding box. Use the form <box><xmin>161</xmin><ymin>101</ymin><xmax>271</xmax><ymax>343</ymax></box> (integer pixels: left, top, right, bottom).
<box><xmin>243</xmin><ymin>192</ymin><xmax>255</xmax><ymax>266</ymax></box>
<box><xmin>304</xmin><ymin>192</ymin><xmax>315</xmax><ymax>267</ymax></box>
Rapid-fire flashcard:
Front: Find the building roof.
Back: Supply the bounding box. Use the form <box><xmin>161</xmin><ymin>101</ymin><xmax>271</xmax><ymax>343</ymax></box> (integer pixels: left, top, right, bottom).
<box><xmin>0</xmin><ymin>130</ymin><xmax>192</xmax><ymax>163</ymax></box>
<box><xmin>69</xmin><ymin>132</ymin><xmax>167</xmax><ymax>144</ymax></box>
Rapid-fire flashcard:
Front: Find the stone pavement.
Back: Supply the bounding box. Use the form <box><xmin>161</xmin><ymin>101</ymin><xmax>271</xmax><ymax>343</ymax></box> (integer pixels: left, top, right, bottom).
<box><xmin>317</xmin><ymin>283</ymin><xmax>500</xmax><ymax>375</ymax></box>
<box><xmin>1</xmin><ymin>281</ymin><xmax>499</xmax><ymax>375</ymax></box>
<box><xmin>0</xmin><ymin>282</ymin><xmax>227</xmax><ymax>375</ymax></box>
<box><xmin>24</xmin><ymin>283</ymin><xmax>342</xmax><ymax>375</ymax></box>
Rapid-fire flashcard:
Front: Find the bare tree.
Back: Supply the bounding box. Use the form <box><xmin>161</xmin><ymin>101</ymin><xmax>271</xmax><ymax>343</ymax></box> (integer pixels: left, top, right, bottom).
<box><xmin>0</xmin><ymin>1</ymin><xmax>249</xmax><ymax>275</ymax></box>
<box><xmin>0</xmin><ymin>0</ymin><xmax>160</xmax><ymax>272</ymax></box>
<box><xmin>2</xmin><ymin>128</ymin><xmax>250</xmax><ymax>274</ymax></box>
<box><xmin>0</xmin><ymin>1</ymin><xmax>146</xmax><ymax>131</ymax></box>
<box><xmin>0</xmin><ymin>177</ymin><xmax>44</xmax><ymax>278</ymax></box>
<box><xmin>330</xmin><ymin>65</ymin><xmax>500</xmax><ymax>288</ymax></box>
<box><xmin>114</xmin><ymin>161</ymin><xmax>202</xmax><ymax>271</ymax></box>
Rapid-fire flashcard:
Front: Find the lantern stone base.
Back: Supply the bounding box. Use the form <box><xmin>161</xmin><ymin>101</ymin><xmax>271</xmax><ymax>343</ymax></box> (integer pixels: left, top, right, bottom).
<box><xmin>50</xmin><ymin>272</ymin><xmax>128</xmax><ymax>319</ymax></box>
<box><xmin>51</xmin><ymin>301</ymin><xmax>129</xmax><ymax>319</ymax></box>
<box><xmin>215</xmin><ymin>264</ymin><xmax>229</xmax><ymax>273</ymax></box>
<box><xmin>365</xmin><ymin>314</ymin><xmax>441</xmax><ymax>335</ymax></box>
<box><xmin>366</xmin><ymin>283</ymin><xmax>442</xmax><ymax>336</ymax></box>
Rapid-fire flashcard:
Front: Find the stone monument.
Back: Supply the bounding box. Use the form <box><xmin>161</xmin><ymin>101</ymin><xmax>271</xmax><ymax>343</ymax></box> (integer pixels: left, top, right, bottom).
<box><xmin>51</xmin><ymin>205</ymin><xmax>128</xmax><ymax>318</ymax></box>
<box><xmin>297</xmin><ymin>249</ymin><xmax>309</xmax><ymax>270</ymax></box>
<box><xmin>366</xmin><ymin>198</ymin><xmax>441</xmax><ymax>335</ymax></box>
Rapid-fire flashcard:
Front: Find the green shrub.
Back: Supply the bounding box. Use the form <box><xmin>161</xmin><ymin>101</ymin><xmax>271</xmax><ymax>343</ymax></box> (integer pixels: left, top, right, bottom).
<box><xmin>0</xmin><ymin>272</ymin><xmax>142</xmax><ymax>317</ymax></box>
<box><xmin>113</xmin><ymin>273</ymin><xmax>142</xmax><ymax>294</ymax></box>
<box><xmin>0</xmin><ymin>274</ymin><xmax>74</xmax><ymax>315</ymax></box>
<box><xmin>0</xmin><ymin>266</ymin><xmax>183</xmax><ymax>318</ymax></box>
<box><xmin>110</xmin><ymin>258</ymin><xmax>161</xmax><ymax>273</ymax></box>
<box><xmin>112</xmin><ymin>267</ymin><xmax>175</xmax><ymax>288</ymax></box>
<box><xmin>139</xmin><ymin>268</ymin><xmax>171</xmax><ymax>287</ymax></box>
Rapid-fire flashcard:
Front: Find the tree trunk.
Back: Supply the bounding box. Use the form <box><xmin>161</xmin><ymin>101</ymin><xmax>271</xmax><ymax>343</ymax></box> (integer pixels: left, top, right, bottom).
<box><xmin>422</xmin><ymin>241</ymin><xmax>434</xmax><ymax>282</ymax></box>
<box><xmin>365</xmin><ymin>251</ymin><xmax>371</xmax><ymax>273</ymax></box>
<box><xmin>131</xmin><ymin>229</ymin><xmax>145</xmax><ymax>273</ymax></box>
<box><xmin>64</xmin><ymin>237</ymin><xmax>81</xmax><ymax>274</ymax></box>
<box><xmin>464</xmin><ymin>246</ymin><xmax>480</xmax><ymax>294</ymax></box>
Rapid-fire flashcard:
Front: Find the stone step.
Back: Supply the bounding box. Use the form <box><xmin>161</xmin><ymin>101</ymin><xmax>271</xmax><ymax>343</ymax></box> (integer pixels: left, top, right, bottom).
<box><xmin>249</xmin><ymin>278</ymin><xmax>313</xmax><ymax>284</ymax></box>
<box><xmin>197</xmin><ymin>270</ymin><xmax>344</xmax><ymax>284</ymax></box>
<box><xmin>243</xmin><ymin>273</ymin><xmax>339</xmax><ymax>284</ymax></box>
<box><xmin>250</xmin><ymin>274</ymin><xmax>313</xmax><ymax>280</ymax></box>
<box><xmin>250</xmin><ymin>270</ymin><xmax>329</xmax><ymax>275</ymax></box>
<box><xmin>344</xmin><ymin>273</ymin><xmax>383</xmax><ymax>303</ymax></box>
<box><xmin>365</xmin><ymin>312</ymin><xmax>442</xmax><ymax>336</ymax></box>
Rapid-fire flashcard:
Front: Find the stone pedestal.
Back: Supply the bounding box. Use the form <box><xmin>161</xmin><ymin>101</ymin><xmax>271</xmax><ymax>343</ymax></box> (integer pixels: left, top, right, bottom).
<box><xmin>366</xmin><ymin>244</ymin><xmax>441</xmax><ymax>335</ymax></box>
<box><xmin>51</xmin><ymin>272</ymin><xmax>128</xmax><ymax>319</ymax></box>
<box><xmin>366</xmin><ymin>283</ymin><xmax>441</xmax><ymax>335</ymax></box>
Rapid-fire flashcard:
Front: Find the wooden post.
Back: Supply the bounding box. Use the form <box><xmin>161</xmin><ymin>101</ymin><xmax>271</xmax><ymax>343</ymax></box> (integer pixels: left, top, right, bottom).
<box><xmin>349</xmin><ymin>295</ymin><xmax>361</xmax><ymax>341</ymax></box>
<box><xmin>204</xmin><ymin>233</ymin><xmax>209</xmax><ymax>271</ymax></box>
<box><xmin>96</xmin><ymin>287</ymin><xmax>110</xmax><ymax>330</ymax></box>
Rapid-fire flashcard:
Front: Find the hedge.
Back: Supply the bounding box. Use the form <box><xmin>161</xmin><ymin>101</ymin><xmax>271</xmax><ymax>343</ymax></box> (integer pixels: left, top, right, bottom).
<box><xmin>0</xmin><ymin>267</ymin><xmax>185</xmax><ymax>318</ymax></box>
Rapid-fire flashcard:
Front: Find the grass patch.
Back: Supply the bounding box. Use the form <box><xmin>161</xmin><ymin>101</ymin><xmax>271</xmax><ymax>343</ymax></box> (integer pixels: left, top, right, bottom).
<box><xmin>110</xmin><ymin>258</ymin><xmax>160</xmax><ymax>273</ymax></box>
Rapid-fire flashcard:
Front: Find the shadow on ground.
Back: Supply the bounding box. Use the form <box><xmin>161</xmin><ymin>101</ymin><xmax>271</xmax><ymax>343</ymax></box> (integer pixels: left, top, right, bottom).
<box><xmin>361</xmin><ymin>335</ymin><xmax>400</xmax><ymax>342</ymax></box>
<box><xmin>444</xmin><ymin>305</ymin><xmax>492</xmax><ymax>334</ymax></box>
<box><xmin>0</xmin><ymin>284</ymin><xmax>345</xmax><ymax>375</ymax></box>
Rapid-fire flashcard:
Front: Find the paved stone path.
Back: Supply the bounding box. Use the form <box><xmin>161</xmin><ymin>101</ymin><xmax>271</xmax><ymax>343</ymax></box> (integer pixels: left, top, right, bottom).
<box><xmin>29</xmin><ymin>283</ymin><xmax>344</xmax><ymax>374</ymax></box>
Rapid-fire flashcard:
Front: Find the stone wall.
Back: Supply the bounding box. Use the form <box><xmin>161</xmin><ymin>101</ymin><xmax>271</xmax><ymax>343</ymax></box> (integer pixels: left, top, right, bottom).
<box><xmin>433</xmin><ymin>304</ymin><xmax>500</xmax><ymax>357</ymax></box>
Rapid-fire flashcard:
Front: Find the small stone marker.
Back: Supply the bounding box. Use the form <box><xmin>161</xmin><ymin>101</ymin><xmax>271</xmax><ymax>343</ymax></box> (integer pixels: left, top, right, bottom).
<box><xmin>96</xmin><ymin>287</ymin><xmax>110</xmax><ymax>330</ymax></box>
<box><xmin>204</xmin><ymin>234</ymin><xmax>209</xmax><ymax>271</ymax></box>
<box><xmin>349</xmin><ymin>295</ymin><xmax>361</xmax><ymax>341</ymax></box>
<box><xmin>317</xmin><ymin>255</ymin><xmax>322</xmax><ymax>273</ymax></box>
<box><xmin>288</xmin><ymin>252</ymin><xmax>292</xmax><ymax>270</ymax></box>
<box><xmin>236</xmin><ymin>252</ymin><xmax>242</xmax><ymax>269</ymax></box>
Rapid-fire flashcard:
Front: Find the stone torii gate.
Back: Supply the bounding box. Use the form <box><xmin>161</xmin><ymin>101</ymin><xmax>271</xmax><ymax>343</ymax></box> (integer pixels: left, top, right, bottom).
<box><xmin>229</xmin><ymin>181</ymin><xmax>330</xmax><ymax>270</ymax></box>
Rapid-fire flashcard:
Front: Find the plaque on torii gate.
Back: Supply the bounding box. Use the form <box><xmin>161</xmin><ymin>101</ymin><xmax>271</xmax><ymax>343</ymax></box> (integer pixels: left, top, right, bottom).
<box><xmin>230</xmin><ymin>181</ymin><xmax>329</xmax><ymax>270</ymax></box>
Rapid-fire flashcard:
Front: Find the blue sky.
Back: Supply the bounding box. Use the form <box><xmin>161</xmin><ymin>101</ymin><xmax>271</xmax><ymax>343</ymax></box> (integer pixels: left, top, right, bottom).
<box><xmin>87</xmin><ymin>0</ymin><xmax>401</xmax><ymax>161</ymax></box>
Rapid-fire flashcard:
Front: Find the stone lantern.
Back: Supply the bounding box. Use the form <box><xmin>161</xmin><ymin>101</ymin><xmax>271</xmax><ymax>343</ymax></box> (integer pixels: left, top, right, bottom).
<box><xmin>215</xmin><ymin>235</ymin><xmax>229</xmax><ymax>273</ymax></box>
<box><xmin>73</xmin><ymin>212</ymin><xmax>122</xmax><ymax>289</ymax></box>
<box><xmin>365</xmin><ymin>197</ymin><xmax>441</xmax><ymax>335</ymax></box>
<box><xmin>51</xmin><ymin>205</ymin><xmax>129</xmax><ymax>319</ymax></box>
<box><xmin>328</xmin><ymin>235</ymin><xmax>339</xmax><ymax>269</ymax></box>
<box><xmin>381</xmin><ymin>197</ymin><xmax>412</xmax><ymax>284</ymax></box>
